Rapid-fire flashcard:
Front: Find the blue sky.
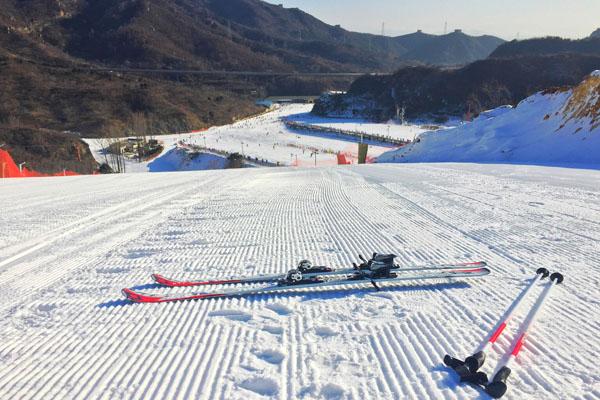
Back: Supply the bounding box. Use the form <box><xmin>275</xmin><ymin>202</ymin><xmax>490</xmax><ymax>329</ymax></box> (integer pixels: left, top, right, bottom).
<box><xmin>264</xmin><ymin>0</ymin><xmax>600</xmax><ymax>39</ymax></box>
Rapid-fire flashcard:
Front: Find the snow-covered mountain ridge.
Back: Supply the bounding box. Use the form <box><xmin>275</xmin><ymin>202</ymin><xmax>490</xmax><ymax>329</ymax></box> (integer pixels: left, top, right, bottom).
<box><xmin>378</xmin><ymin>71</ymin><xmax>600</xmax><ymax>168</ymax></box>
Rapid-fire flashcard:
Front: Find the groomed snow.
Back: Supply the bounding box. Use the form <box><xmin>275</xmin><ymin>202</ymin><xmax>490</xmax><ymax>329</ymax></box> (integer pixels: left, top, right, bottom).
<box><xmin>1</xmin><ymin>164</ymin><xmax>599</xmax><ymax>399</ymax></box>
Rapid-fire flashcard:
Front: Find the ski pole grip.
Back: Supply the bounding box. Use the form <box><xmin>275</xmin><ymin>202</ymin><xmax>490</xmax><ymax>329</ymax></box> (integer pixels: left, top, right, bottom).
<box><xmin>485</xmin><ymin>366</ymin><xmax>511</xmax><ymax>398</ymax></box>
<box><xmin>464</xmin><ymin>351</ymin><xmax>486</xmax><ymax>373</ymax></box>
<box><xmin>536</xmin><ymin>268</ymin><xmax>550</xmax><ymax>278</ymax></box>
<box><xmin>550</xmin><ymin>272</ymin><xmax>564</xmax><ymax>284</ymax></box>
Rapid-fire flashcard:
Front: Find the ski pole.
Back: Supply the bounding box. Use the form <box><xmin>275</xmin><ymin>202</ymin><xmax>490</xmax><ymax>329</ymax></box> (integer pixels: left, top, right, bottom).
<box><xmin>444</xmin><ymin>267</ymin><xmax>549</xmax><ymax>381</ymax></box>
<box><xmin>485</xmin><ymin>272</ymin><xmax>564</xmax><ymax>398</ymax></box>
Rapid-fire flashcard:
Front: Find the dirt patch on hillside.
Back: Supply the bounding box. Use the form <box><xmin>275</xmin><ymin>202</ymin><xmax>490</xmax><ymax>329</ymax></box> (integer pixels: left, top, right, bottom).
<box><xmin>562</xmin><ymin>73</ymin><xmax>600</xmax><ymax>131</ymax></box>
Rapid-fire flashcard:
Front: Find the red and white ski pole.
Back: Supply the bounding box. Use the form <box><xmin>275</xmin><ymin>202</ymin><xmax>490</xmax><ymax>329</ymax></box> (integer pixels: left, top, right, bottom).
<box><xmin>444</xmin><ymin>267</ymin><xmax>550</xmax><ymax>382</ymax></box>
<box><xmin>485</xmin><ymin>272</ymin><xmax>564</xmax><ymax>398</ymax></box>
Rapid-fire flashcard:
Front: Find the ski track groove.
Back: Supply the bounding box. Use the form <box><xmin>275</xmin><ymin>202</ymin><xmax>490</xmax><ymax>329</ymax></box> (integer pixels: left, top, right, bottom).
<box><xmin>367</xmin><ymin>327</ymin><xmax>401</xmax><ymax>399</ymax></box>
<box><xmin>0</xmin><ymin>165</ymin><xmax>598</xmax><ymax>399</ymax></box>
<box><xmin>402</xmin><ymin>316</ymin><xmax>454</xmax><ymax>399</ymax></box>
<box><xmin>219</xmin><ymin>327</ymin><xmax>248</xmax><ymax>400</ymax></box>
<box><xmin>170</xmin><ymin>302</ymin><xmax>217</xmax><ymax>400</ymax></box>
<box><xmin>0</xmin><ymin>178</ymin><xmax>220</xmax><ymax>314</ymax></box>
<box><xmin>141</xmin><ymin>303</ymin><xmax>194</xmax><ymax>400</ymax></box>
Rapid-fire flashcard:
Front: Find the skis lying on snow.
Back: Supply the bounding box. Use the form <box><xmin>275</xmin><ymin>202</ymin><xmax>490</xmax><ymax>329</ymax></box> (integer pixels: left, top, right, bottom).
<box><xmin>152</xmin><ymin>257</ymin><xmax>488</xmax><ymax>288</ymax></box>
<box><xmin>123</xmin><ymin>254</ymin><xmax>490</xmax><ymax>303</ymax></box>
<box><xmin>444</xmin><ymin>268</ymin><xmax>564</xmax><ymax>398</ymax></box>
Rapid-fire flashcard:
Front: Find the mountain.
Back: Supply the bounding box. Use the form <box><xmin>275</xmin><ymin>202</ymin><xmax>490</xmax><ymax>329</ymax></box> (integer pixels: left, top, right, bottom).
<box><xmin>377</xmin><ymin>71</ymin><xmax>600</xmax><ymax>167</ymax></box>
<box><xmin>591</xmin><ymin>29</ymin><xmax>600</xmax><ymax>39</ymax></box>
<box><xmin>313</xmin><ymin>54</ymin><xmax>600</xmax><ymax>121</ymax></box>
<box><xmin>490</xmin><ymin>36</ymin><xmax>600</xmax><ymax>58</ymax></box>
<box><xmin>1</xmin><ymin>0</ymin><xmax>504</xmax><ymax>72</ymax></box>
<box><xmin>0</xmin><ymin>0</ymin><xmax>505</xmax><ymax>173</ymax></box>
<box><xmin>399</xmin><ymin>29</ymin><xmax>505</xmax><ymax>65</ymax></box>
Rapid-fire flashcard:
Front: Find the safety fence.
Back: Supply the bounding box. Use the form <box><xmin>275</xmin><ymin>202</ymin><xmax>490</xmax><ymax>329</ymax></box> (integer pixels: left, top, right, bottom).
<box><xmin>282</xmin><ymin>120</ymin><xmax>411</xmax><ymax>147</ymax></box>
<box><xmin>0</xmin><ymin>149</ymin><xmax>80</xmax><ymax>178</ymax></box>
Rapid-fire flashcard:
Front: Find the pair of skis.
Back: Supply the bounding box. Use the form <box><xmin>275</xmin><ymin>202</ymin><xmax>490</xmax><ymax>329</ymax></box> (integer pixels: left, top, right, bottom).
<box><xmin>122</xmin><ymin>254</ymin><xmax>491</xmax><ymax>303</ymax></box>
<box><xmin>444</xmin><ymin>268</ymin><xmax>564</xmax><ymax>398</ymax></box>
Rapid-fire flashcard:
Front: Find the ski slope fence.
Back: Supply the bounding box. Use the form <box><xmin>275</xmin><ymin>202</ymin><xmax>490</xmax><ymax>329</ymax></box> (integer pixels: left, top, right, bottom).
<box><xmin>0</xmin><ymin>149</ymin><xmax>80</xmax><ymax>178</ymax></box>
<box><xmin>282</xmin><ymin>119</ymin><xmax>411</xmax><ymax>147</ymax></box>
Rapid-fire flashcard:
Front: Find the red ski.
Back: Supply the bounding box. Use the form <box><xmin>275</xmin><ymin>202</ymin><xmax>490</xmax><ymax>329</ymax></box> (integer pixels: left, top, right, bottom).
<box><xmin>152</xmin><ymin>260</ymin><xmax>488</xmax><ymax>288</ymax></box>
<box><xmin>124</xmin><ymin>265</ymin><xmax>491</xmax><ymax>303</ymax></box>
<box><xmin>152</xmin><ymin>274</ymin><xmax>245</xmax><ymax>287</ymax></box>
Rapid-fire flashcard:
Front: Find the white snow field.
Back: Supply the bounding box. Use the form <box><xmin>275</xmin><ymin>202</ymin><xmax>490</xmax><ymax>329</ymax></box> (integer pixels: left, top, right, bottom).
<box><xmin>86</xmin><ymin>104</ymin><xmax>410</xmax><ymax>172</ymax></box>
<box><xmin>1</xmin><ymin>163</ymin><xmax>599</xmax><ymax>399</ymax></box>
<box><xmin>283</xmin><ymin>111</ymin><xmax>430</xmax><ymax>141</ymax></box>
<box><xmin>379</xmin><ymin>72</ymin><xmax>600</xmax><ymax>169</ymax></box>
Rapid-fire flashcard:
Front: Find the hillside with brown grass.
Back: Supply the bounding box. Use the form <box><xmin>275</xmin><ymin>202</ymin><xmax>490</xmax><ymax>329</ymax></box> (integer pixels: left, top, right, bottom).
<box><xmin>0</xmin><ymin>0</ymin><xmax>505</xmax><ymax>173</ymax></box>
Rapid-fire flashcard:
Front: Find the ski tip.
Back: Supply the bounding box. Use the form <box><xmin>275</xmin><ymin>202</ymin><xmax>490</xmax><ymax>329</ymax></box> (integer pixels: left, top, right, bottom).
<box><xmin>452</xmin><ymin>266</ymin><xmax>491</xmax><ymax>275</ymax></box>
<box><xmin>457</xmin><ymin>261</ymin><xmax>487</xmax><ymax>267</ymax></box>
<box><xmin>152</xmin><ymin>274</ymin><xmax>194</xmax><ymax>287</ymax></box>
<box><xmin>122</xmin><ymin>288</ymin><xmax>163</xmax><ymax>303</ymax></box>
<box><xmin>152</xmin><ymin>274</ymin><xmax>183</xmax><ymax>286</ymax></box>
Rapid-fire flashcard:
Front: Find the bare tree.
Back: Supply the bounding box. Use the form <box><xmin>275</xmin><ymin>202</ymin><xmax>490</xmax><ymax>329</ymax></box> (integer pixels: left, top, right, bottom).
<box><xmin>131</xmin><ymin>113</ymin><xmax>148</xmax><ymax>162</ymax></box>
<box><xmin>101</xmin><ymin>125</ymin><xmax>126</xmax><ymax>173</ymax></box>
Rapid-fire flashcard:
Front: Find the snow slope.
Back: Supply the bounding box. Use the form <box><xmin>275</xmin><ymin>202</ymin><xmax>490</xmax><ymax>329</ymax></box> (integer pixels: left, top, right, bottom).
<box><xmin>378</xmin><ymin>72</ymin><xmax>600</xmax><ymax>168</ymax></box>
<box><xmin>284</xmin><ymin>111</ymin><xmax>430</xmax><ymax>141</ymax></box>
<box><xmin>147</xmin><ymin>148</ymin><xmax>229</xmax><ymax>172</ymax></box>
<box><xmin>86</xmin><ymin>105</ymin><xmax>416</xmax><ymax>172</ymax></box>
<box><xmin>1</xmin><ymin>164</ymin><xmax>599</xmax><ymax>399</ymax></box>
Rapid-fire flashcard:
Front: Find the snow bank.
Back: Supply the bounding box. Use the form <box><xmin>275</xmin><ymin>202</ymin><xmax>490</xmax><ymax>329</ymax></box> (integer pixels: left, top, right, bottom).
<box><xmin>148</xmin><ymin>147</ymin><xmax>228</xmax><ymax>172</ymax></box>
<box><xmin>378</xmin><ymin>73</ymin><xmax>600</xmax><ymax>168</ymax></box>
